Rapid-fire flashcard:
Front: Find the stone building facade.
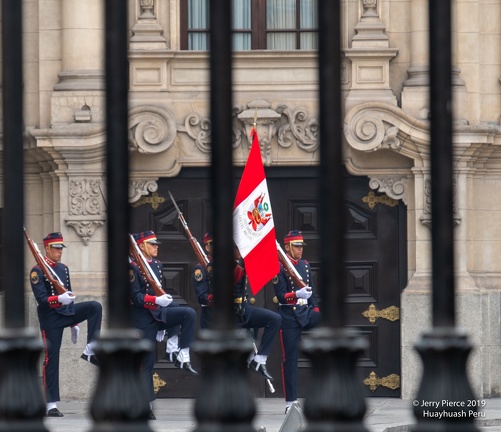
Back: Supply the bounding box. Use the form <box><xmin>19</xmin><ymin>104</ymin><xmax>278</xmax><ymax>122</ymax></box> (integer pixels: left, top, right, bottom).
<box><xmin>2</xmin><ymin>0</ymin><xmax>500</xmax><ymax>400</ymax></box>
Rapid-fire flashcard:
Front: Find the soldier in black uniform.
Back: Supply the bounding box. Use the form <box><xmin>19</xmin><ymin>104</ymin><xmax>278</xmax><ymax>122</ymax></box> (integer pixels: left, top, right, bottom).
<box><xmin>192</xmin><ymin>233</ymin><xmax>281</xmax><ymax>381</ymax></box>
<box><xmin>273</xmin><ymin>230</ymin><xmax>321</xmax><ymax>413</ymax></box>
<box><xmin>129</xmin><ymin>230</ymin><xmax>198</xmax><ymax>419</ymax></box>
<box><xmin>29</xmin><ymin>232</ymin><xmax>102</xmax><ymax>417</ymax></box>
<box><xmin>192</xmin><ymin>233</ymin><xmax>215</xmax><ymax>329</ymax></box>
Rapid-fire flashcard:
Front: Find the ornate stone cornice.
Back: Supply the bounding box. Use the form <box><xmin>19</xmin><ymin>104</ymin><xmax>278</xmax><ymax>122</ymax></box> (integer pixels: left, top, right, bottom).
<box><xmin>419</xmin><ymin>176</ymin><xmax>461</xmax><ymax>227</ymax></box>
<box><xmin>344</xmin><ymin>102</ymin><xmax>430</xmax><ymax>163</ymax></box>
<box><xmin>177</xmin><ymin>100</ymin><xmax>318</xmax><ymax>165</ymax></box>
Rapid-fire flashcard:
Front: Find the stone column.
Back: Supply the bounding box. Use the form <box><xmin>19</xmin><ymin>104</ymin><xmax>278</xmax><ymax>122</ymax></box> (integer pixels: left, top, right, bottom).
<box><xmin>402</xmin><ymin>0</ymin><xmax>467</xmax><ymax>123</ymax></box>
<box><xmin>54</xmin><ymin>0</ymin><xmax>104</xmax><ymax>91</ymax></box>
<box><xmin>401</xmin><ymin>0</ymin><xmax>429</xmax><ymax>120</ymax></box>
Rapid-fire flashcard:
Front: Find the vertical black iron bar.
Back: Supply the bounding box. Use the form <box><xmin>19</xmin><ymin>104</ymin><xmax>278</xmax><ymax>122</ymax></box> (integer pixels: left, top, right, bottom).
<box><xmin>2</xmin><ymin>0</ymin><xmax>25</xmax><ymax>330</ymax></box>
<box><xmin>412</xmin><ymin>1</ymin><xmax>478</xmax><ymax>430</ymax></box>
<box><xmin>209</xmin><ymin>0</ymin><xmax>235</xmax><ymax>332</ymax></box>
<box><xmin>302</xmin><ymin>1</ymin><xmax>369</xmax><ymax>430</ymax></box>
<box><xmin>193</xmin><ymin>1</ymin><xmax>255</xmax><ymax>431</ymax></box>
<box><xmin>0</xmin><ymin>1</ymin><xmax>47</xmax><ymax>430</ymax></box>
<box><xmin>104</xmin><ymin>0</ymin><xmax>130</xmax><ymax>331</ymax></box>
<box><xmin>429</xmin><ymin>0</ymin><xmax>455</xmax><ymax>329</ymax></box>
<box><xmin>89</xmin><ymin>1</ymin><xmax>153</xmax><ymax>430</ymax></box>
<box><xmin>318</xmin><ymin>0</ymin><xmax>345</xmax><ymax>330</ymax></box>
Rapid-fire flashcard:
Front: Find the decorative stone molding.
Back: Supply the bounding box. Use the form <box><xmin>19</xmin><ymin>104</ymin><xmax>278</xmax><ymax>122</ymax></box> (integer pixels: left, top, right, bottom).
<box><xmin>128</xmin><ymin>105</ymin><xmax>177</xmax><ymax>154</ymax></box>
<box><xmin>65</xmin><ymin>178</ymin><xmax>106</xmax><ymax>245</ymax></box>
<box><xmin>237</xmin><ymin>100</ymin><xmax>283</xmax><ymax>165</ymax></box>
<box><xmin>182</xmin><ymin>112</ymin><xmax>212</xmax><ymax>153</ymax></box>
<box><xmin>344</xmin><ymin>102</ymin><xmax>430</xmax><ymax>163</ymax></box>
<box><xmin>129</xmin><ymin>179</ymin><xmax>159</xmax><ymax>203</ymax></box>
<box><xmin>178</xmin><ymin>101</ymin><xmax>318</xmax><ymax>164</ymax></box>
<box><xmin>275</xmin><ymin>104</ymin><xmax>319</xmax><ymax>153</ymax></box>
<box><xmin>345</xmin><ymin>110</ymin><xmax>404</xmax><ymax>153</ymax></box>
<box><xmin>419</xmin><ymin>176</ymin><xmax>461</xmax><ymax>227</ymax></box>
<box><xmin>344</xmin><ymin>0</ymin><xmax>398</xmax><ymax>109</ymax></box>
<box><xmin>369</xmin><ymin>177</ymin><xmax>408</xmax><ymax>205</ymax></box>
<box><xmin>130</xmin><ymin>0</ymin><xmax>168</xmax><ymax>50</ymax></box>
<box><xmin>66</xmin><ymin>220</ymin><xmax>105</xmax><ymax>246</ymax></box>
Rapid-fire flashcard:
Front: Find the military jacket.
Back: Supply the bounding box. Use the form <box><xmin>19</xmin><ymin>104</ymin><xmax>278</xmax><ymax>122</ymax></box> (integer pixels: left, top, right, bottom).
<box><xmin>273</xmin><ymin>256</ymin><xmax>319</xmax><ymax>327</ymax></box>
<box><xmin>30</xmin><ymin>258</ymin><xmax>74</xmax><ymax>317</ymax></box>
<box><xmin>129</xmin><ymin>257</ymin><xmax>166</xmax><ymax>322</ymax></box>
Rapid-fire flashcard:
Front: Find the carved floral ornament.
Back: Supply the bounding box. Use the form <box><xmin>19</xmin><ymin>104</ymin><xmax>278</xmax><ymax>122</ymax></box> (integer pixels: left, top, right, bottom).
<box><xmin>128</xmin><ymin>101</ymin><xmax>319</xmax><ymax>165</ymax></box>
<box><xmin>65</xmin><ymin>178</ymin><xmax>106</xmax><ymax>245</ymax></box>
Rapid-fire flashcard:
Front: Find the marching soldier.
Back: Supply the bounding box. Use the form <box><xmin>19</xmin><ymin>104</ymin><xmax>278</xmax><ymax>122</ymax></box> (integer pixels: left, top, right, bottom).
<box><xmin>274</xmin><ymin>230</ymin><xmax>321</xmax><ymax>413</ymax></box>
<box><xmin>29</xmin><ymin>232</ymin><xmax>102</xmax><ymax>417</ymax></box>
<box><xmin>129</xmin><ymin>230</ymin><xmax>198</xmax><ymax>420</ymax></box>
<box><xmin>192</xmin><ymin>233</ymin><xmax>281</xmax><ymax>381</ymax></box>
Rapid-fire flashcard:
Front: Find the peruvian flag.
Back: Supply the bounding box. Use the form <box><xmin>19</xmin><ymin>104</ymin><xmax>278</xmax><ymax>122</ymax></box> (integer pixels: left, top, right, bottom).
<box><xmin>233</xmin><ymin>128</ymin><xmax>280</xmax><ymax>294</ymax></box>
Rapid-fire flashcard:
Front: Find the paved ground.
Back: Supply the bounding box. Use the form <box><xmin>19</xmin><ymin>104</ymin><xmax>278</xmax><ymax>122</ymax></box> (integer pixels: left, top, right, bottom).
<box><xmin>42</xmin><ymin>397</ymin><xmax>501</xmax><ymax>432</ymax></box>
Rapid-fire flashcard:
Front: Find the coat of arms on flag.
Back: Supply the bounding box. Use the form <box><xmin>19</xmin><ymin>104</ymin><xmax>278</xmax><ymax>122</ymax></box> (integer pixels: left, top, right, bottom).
<box><xmin>233</xmin><ymin>128</ymin><xmax>279</xmax><ymax>294</ymax></box>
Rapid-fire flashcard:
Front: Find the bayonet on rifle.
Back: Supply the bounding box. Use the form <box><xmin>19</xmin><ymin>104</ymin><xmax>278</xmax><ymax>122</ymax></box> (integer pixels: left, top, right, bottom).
<box><xmin>168</xmin><ymin>191</ymin><xmax>210</xmax><ymax>269</ymax></box>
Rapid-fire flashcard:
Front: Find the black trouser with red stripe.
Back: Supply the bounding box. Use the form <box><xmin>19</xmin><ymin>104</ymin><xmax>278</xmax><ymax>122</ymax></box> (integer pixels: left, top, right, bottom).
<box><xmin>131</xmin><ymin>303</ymin><xmax>196</xmax><ymax>402</ymax></box>
<box><xmin>239</xmin><ymin>304</ymin><xmax>281</xmax><ymax>356</ymax></box>
<box><xmin>38</xmin><ymin>301</ymin><xmax>102</xmax><ymax>403</ymax></box>
<box><xmin>279</xmin><ymin>308</ymin><xmax>321</xmax><ymax>402</ymax></box>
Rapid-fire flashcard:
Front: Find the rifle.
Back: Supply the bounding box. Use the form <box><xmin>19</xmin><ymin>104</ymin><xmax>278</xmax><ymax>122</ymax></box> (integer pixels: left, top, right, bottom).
<box><xmin>24</xmin><ymin>226</ymin><xmax>69</xmax><ymax>295</ymax></box>
<box><xmin>168</xmin><ymin>191</ymin><xmax>210</xmax><ymax>270</ymax></box>
<box><xmin>276</xmin><ymin>240</ymin><xmax>308</xmax><ymax>289</ymax></box>
<box><xmin>128</xmin><ymin>234</ymin><xmax>167</xmax><ymax>297</ymax></box>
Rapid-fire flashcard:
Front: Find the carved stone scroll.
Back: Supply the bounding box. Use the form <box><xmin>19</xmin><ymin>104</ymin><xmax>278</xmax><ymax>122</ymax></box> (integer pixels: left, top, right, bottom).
<box><xmin>369</xmin><ymin>177</ymin><xmax>408</xmax><ymax>205</ymax></box>
<box><xmin>129</xmin><ymin>105</ymin><xmax>177</xmax><ymax>154</ymax></box>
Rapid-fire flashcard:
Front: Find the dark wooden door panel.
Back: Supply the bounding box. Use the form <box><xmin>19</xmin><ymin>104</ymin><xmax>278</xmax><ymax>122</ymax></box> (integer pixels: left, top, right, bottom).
<box><xmin>130</xmin><ymin>167</ymin><xmax>405</xmax><ymax>398</ymax></box>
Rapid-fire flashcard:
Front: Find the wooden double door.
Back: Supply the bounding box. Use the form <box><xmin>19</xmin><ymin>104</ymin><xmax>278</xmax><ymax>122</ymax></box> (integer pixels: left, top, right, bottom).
<box><xmin>130</xmin><ymin>167</ymin><xmax>406</xmax><ymax>398</ymax></box>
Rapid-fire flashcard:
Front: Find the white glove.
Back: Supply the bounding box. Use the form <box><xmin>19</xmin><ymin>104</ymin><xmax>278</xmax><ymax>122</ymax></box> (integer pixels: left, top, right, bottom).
<box><xmin>155</xmin><ymin>294</ymin><xmax>173</xmax><ymax>307</ymax></box>
<box><xmin>71</xmin><ymin>325</ymin><xmax>80</xmax><ymax>344</ymax></box>
<box><xmin>296</xmin><ymin>287</ymin><xmax>312</xmax><ymax>299</ymax></box>
<box><xmin>58</xmin><ymin>291</ymin><xmax>75</xmax><ymax>305</ymax></box>
<box><xmin>156</xmin><ymin>330</ymin><xmax>166</xmax><ymax>342</ymax></box>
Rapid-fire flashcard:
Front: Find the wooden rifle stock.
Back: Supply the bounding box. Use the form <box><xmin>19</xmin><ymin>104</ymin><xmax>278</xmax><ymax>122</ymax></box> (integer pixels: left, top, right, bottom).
<box><xmin>24</xmin><ymin>227</ymin><xmax>68</xmax><ymax>295</ymax></box>
<box><xmin>276</xmin><ymin>241</ymin><xmax>307</xmax><ymax>289</ymax></box>
<box><xmin>168</xmin><ymin>191</ymin><xmax>210</xmax><ymax>270</ymax></box>
<box><xmin>128</xmin><ymin>234</ymin><xmax>167</xmax><ymax>297</ymax></box>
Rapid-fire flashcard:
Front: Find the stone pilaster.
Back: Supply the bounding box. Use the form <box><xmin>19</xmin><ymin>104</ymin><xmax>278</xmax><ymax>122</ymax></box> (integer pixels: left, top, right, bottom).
<box><xmin>344</xmin><ymin>0</ymin><xmax>398</xmax><ymax>111</ymax></box>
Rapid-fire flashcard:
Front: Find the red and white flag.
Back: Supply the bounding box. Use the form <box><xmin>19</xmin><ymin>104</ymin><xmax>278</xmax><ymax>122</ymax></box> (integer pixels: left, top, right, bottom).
<box><xmin>233</xmin><ymin>128</ymin><xmax>279</xmax><ymax>294</ymax></box>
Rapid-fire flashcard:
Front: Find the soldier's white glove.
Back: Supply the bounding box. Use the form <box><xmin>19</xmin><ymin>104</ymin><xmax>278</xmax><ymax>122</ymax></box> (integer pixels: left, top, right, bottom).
<box><xmin>156</xmin><ymin>330</ymin><xmax>166</xmax><ymax>342</ymax></box>
<box><xmin>155</xmin><ymin>294</ymin><xmax>173</xmax><ymax>307</ymax></box>
<box><xmin>71</xmin><ymin>325</ymin><xmax>80</xmax><ymax>344</ymax></box>
<box><xmin>296</xmin><ymin>287</ymin><xmax>312</xmax><ymax>299</ymax></box>
<box><xmin>58</xmin><ymin>291</ymin><xmax>75</xmax><ymax>305</ymax></box>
